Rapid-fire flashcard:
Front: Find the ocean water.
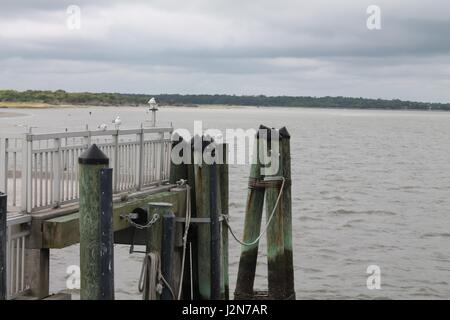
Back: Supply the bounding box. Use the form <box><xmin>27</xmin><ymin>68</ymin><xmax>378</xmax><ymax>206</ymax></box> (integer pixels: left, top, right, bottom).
<box><xmin>1</xmin><ymin>106</ymin><xmax>449</xmax><ymax>299</ymax></box>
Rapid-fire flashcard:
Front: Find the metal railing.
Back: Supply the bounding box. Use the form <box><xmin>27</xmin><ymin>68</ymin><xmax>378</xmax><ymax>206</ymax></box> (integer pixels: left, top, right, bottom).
<box><xmin>0</xmin><ymin>127</ymin><xmax>173</xmax><ymax>213</ymax></box>
<box><xmin>6</xmin><ymin>213</ymin><xmax>31</xmax><ymax>299</ymax></box>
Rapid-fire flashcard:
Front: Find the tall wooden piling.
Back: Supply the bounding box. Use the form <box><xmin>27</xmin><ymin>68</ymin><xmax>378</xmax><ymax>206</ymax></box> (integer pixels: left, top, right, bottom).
<box><xmin>160</xmin><ymin>203</ymin><xmax>176</xmax><ymax>300</ymax></box>
<box><xmin>264</xmin><ymin>128</ymin><xmax>287</xmax><ymax>299</ymax></box>
<box><xmin>99</xmin><ymin>168</ymin><xmax>114</xmax><ymax>300</ymax></box>
<box><xmin>170</xmin><ymin>135</ymin><xmax>188</xmax><ymax>184</ymax></box>
<box><xmin>193</xmin><ymin>137</ymin><xmax>212</xmax><ymax>300</ymax></box>
<box><xmin>0</xmin><ymin>193</ymin><xmax>6</xmax><ymax>300</ymax></box>
<box><xmin>234</xmin><ymin>126</ymin><xmax>268</xmax><ymax>299</ymax></box>
<box><xmin>210</xmin><ymin>162</ymin><xmax>221</xmax><ymax>300</ymax></box>
<box><xmin>183</xmin><ymin>138</ymin><xmax>199</xmax><ymax>300</ymax></box>
<box><xmin>79</xmin><ymin>144</ymin><xmax>113</xmax><ymax>300</ymax></box>
<box><xmin>218</xmin><ymin>143</ymin><xmax>229</xmax><ymax>299</ymax></box>
<box><xmin>280</xmin><ymin>127</ymin><xmax>295</xmax><ymax>299</ymax></box>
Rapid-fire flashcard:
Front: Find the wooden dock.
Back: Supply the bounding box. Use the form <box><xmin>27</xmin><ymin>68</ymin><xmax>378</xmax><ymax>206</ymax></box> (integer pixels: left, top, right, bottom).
<box><xmin>0</xmin><ymin>125</ymin><xmax>295</xmax><ymax>300</ymax></box>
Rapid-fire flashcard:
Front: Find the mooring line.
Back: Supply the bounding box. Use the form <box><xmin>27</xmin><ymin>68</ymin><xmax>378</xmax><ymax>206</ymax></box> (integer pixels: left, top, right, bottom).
<box><xmin>177</xmin><ymin>180</ymin><xmax>192</xmax><ymax>300</ymax></box>
<box><xmin>224</xmin><ymin>176</ymin><xmax>285</xmax><ymax>247</ymax></box>
<box><xmin>138</xmin><ymin>251</ymin><xmax>176</xmax><ymax>300</ymax></box>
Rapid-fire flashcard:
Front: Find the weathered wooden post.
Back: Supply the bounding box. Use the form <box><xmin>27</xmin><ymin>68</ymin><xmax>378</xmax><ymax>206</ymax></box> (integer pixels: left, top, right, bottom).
<box><xmin>210</xmin><ymin>161</ymin><xmax>221</xmax><ymax>300</ymax></box>
<box><xmin>159</xmin><ymin>203</ymin><xmax>176</xmax><ymax>300</ymax></box>
<box><xmin>99</xmin><ymin>168</ymin><xmax>114</xmax><ymax>300</ymax></box>
<box><xmin>182</xmin><ymin>139</ymin><xmax>199</xmax><ymax>299</ymax></box>
<box><xmin>264</xmin><ymin>128</ymin><xmax>288</xmax><ymax>299</ymax></box>
<box><xmin>170</xmin><ymin>134</ymin><xmax>188</xmax><ymax>184</ymax></box>
<box><xmin>0</xmin><ymin>193</ymin><xmax>6</xmax><ymax>300</ymax></box>
<box><xmin>280</xmin><ymin>127</ymin><xmax>295</xmax><ymax>299</ymax></box>
<box><xmin>234</xmin><ymin>126</ymin><xmax>268</xmax><ymax>299</ymax></box>
<box><xmin>193</xmin><ymin>136</ymin><xmax>212</xmax><ymax>300</ymax></box>
<box><xmin>79</xmin><ymin>144</ymin><xmax>114</xmax><ymax>300</ymax></box>
<box><xmin>144</xmin><ymin>202</ymin><xmax>175</xmax><ymax>300</ymax></box>
<box><xmin>218</xmin><ymin>143</ymin><xmax>229</xmax><ymax>299</ymax></box>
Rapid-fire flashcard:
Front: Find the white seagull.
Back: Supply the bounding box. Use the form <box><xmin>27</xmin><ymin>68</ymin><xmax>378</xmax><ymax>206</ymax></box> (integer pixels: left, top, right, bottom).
<box><xmin>97</xmin><ymin>123</ymin><xmax>107</xmax><ymax>131</ymax></box>
<box><xmin>112</xmin><ymin>116</ymin><xmax>122</xmax><ymax>129</ymax></box>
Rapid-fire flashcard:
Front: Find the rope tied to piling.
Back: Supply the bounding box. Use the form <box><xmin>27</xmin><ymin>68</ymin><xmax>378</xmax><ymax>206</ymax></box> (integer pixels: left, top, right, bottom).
<box><xmin>224</xmin><ymin>176</ymin><xmax>285</xmax><ymax>247</ymax></box>
<box><xmin>176</xmin><ymin>180</ymin><xmax>192</xmax><ymax>300</ymax></box>
<box><xmin>138</xmin><ymin>251</ymin><xmax>175</xmax><ymax>300</ymax></box>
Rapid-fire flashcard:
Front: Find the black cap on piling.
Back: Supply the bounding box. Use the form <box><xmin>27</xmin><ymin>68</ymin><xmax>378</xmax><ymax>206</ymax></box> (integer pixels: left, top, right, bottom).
<box><xmin>279</xmin><ymin>126</ymin><xmax>291</xmax><ymax>139</ymax></box>
<box><xmin>78</xmin><ymin>144</ymin><xmax>109</xmax><ymax>165</ymax></box>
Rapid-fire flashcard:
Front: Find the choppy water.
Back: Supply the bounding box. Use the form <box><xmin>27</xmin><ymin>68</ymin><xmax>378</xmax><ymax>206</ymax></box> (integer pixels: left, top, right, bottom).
<box><xmin>1</xmin><ymin>106</ymin><xmax>450</xmax><ymax>299</ymax></box>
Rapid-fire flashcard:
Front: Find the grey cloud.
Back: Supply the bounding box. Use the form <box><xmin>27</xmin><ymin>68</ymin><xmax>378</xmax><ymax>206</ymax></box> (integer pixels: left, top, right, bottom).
<box><xmin>0</xmin><ymin>0</ymin><xmax>449</xmax><ymax>102</ymax></box>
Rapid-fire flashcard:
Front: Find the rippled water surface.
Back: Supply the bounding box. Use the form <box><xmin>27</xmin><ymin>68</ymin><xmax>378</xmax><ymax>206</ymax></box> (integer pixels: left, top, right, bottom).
<box><xmin>1</xmin><ymin>106</ymin><xmax>449</xmax><ymax>299</ymax></box>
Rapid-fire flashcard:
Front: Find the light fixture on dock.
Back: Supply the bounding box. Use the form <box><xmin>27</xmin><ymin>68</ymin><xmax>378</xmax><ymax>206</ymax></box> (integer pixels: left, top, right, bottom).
<box><xmin>148</xmin><ymin>97</ymin><xmax>158</xmax><ymax>127</ymax></box>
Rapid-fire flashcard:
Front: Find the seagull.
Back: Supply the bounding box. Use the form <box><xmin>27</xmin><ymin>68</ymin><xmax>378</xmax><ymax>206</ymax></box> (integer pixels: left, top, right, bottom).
<box><xmin>97</xmin><ymin>123</ymin><xmax>107</xmax><ymax>131</ymax></box>
<box><xmin>112</xmin><ymin>116</ymin><xmax>122</xmax><ymax>129</ymax></box>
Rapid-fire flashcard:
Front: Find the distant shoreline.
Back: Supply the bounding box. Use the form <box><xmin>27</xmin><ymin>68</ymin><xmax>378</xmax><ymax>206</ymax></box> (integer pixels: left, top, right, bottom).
<box><xmin>1</xmin><ymin>90</ymin><xmax>449</xmax><ymax>111</ymax></box>
<box><xmin>0</xmin><ymin>102</ymin><xmax>446</xmax><ymax>112</ymax></box>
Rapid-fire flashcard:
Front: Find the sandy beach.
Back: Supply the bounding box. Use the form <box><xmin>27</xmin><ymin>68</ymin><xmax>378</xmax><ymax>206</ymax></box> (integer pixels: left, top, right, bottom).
<box><xmin>0</xmin><ymin>111</ymin><xmax>27</xmax><ymax>118</ymax></box>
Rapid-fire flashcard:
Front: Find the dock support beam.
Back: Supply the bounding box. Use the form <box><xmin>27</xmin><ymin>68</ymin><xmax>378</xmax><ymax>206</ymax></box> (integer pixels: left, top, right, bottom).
<box><xmin>25</xmin><ymin>249</ymin><xmax>49</xmax><ymax>299</ymax></box>
<box><xmin>99</xmin><ymin>168</ymin><xmax>114</xmax><ymax>300</ymax></box>
<box><xmin>234</xmin><ymin>128</ymin><xmax>267</xmax><ymax>299</ymax></box>
<box><xmin>0</xmin><ymin>193</ymin><xmax>6</xmax><ymax>300</ymax></box>
<box><xmin>170</xmin><ymin>134</ymin><xmax>188</xmax><ymax>185</ymax></box>
<box><xmin>264</xmin><ymin>129</ymin><xmax>286</xmax><ymax>300</ymax></box>
<box><xmin>218</xmin><ymin>144</ymin><xmax>229</xmax><ymax>300</ymax></box>
<box><xmin>79</xmin><ymin>144</ymin><xmax>114</xmax><ymax>300</ymax></box>
<box><xmin>193</xmin><ymin>138</ymin><xmax>212</xmax><ymax>300</ymax></box>
<box><xmin>280</xmin><ymin>127</ymin><xmax>295</xmax><ymax>299</ymax></box>
<box><xmin>210</xmin><ymin>162</ymin><xmax>221</xmax><ymax>300</ymax></box>
<box><xmin>160</xmin><ymin>204</ymin><xmax>176</xmax><ymax>300</ymax></box>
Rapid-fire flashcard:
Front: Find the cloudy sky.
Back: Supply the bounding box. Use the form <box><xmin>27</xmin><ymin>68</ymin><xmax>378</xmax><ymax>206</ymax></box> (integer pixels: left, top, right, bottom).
<box><xmin>0</xmin><ymin>0</ymin><xmax>449</xmax><ymax>102</ymax></box>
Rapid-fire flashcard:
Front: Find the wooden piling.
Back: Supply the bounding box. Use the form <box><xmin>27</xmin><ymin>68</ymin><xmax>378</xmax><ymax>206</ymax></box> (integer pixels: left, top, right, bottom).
<box><xmin>264</xmin><ymin>128</ymin><xmax>289</xmax><ymax>299</ymax></box>
<box><xmin>99</xmin><ymin>168</ymin><xmax>114</xmax><ymax>300</ymax></box>
<box><xmin>0</xmin><ymin>193</ymin><xmax>6</xmax><ymax>300</ymax></box>
<box><xmin>279</xmin><ymin>127</ymin><xmax>295</xmax><ymax>299</ymax></box>
<box><xmin>170</xmin><ymin>135</ymin><xmax>188</xmax><ymax>184</ymax></box>
<box><xmin>183</xmin><ymin>139</ymin><xmax>199</xmax><ymax>300</ymax></box>
<box><xmin>210</xmin><ymin>161</ymin><xmax>221</xmax><ymax>300</ymax></box>
<box><xmin>78</xmin><ymin>144</ymin><xmax>111</xmax><ymax>300</ymax></box>
<box><xmin>193</xmin><ymin>137</ymin><xmax>212</xmax><ymax>300</ymax></box>
<box><xmin>160</xmin><ymin>203</ymin><xmax>176</xmax><ymax>300</ymax></box>
<box><xmin>234</xmin><ymin>126</ymin><xmax>267</xmax><ymax>299</ymax></box>
<box><xmin>218</xmin><ymin>143</ymin><xmax>229</xmax><ymax>300</ymax></box>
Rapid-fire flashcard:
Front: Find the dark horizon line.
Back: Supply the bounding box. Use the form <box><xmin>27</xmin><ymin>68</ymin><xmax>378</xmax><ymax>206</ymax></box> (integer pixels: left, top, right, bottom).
<box><xmin>1</xmin><ymin>88</ymin><xmax>449</xmax><ymax>106</ymax></box>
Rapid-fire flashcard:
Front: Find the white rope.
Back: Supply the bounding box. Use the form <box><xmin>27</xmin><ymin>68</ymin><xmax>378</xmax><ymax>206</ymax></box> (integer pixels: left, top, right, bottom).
<box><xmin>177</xmin><ymin>180</ymin><xmax>192</xmax><ymax>300</ymax></box>
<box><xmin>138</xmin><ymin>251</ymin><xmax>176</xmax><ymax>300</ymax></box>
<box><xmin>224</xmin><ymin>177</ymin><xmax>285</xmax><ymax>247</ymax></box>
<box><xmin>138</xmin><ymin>252</ymin><xmax>160</xmax><ymax>300</ymax></box>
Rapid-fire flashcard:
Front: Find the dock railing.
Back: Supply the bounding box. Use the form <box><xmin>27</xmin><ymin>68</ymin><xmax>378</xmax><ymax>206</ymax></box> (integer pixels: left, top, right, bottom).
<box><xmin>0</xmin><ymin>127</ymin><xmax>173</xmax><ymax>213</ymax></box>
<box><xmin>5</xmin><ymin>213</ymin><xmax>31</xmax><ymax>299</ymax></box>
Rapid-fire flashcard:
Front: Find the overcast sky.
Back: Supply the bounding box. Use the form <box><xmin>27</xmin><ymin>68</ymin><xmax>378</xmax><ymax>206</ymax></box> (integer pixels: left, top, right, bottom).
<box><xmin>0</xmin><ymin>0</ymin><xmax>449</xmax><ymax>102</ymax></box>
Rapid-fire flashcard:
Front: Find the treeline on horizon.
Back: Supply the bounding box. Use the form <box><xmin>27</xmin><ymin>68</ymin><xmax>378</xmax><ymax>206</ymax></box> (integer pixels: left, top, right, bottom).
<box><xmin>1</xmin><ymin>89</ymin><xmax>449</xmax><ymax>110</ymax></box>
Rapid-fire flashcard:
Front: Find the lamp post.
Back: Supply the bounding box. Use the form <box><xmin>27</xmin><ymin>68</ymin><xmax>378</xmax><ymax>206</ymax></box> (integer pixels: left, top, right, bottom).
<box><xmin>148</xmin><ymin>97</ymin><xmax>158</xmax><ymax>127</ymax></box>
